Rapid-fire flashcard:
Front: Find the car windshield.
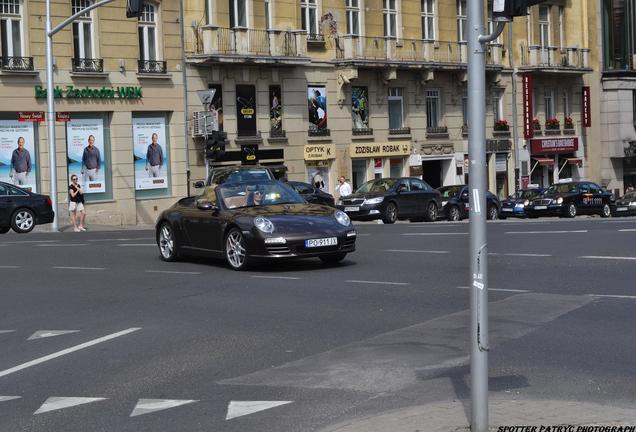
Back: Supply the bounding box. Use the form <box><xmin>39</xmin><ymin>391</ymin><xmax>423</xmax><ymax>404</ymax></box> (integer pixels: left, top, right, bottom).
<box><xmin>622</xmin><ymin>192</ymin><xmax>636</xmax><ymax>200</ymax></box>
<box><xmin>212</xmin><ymin>168</ymin><xmax>272</xmax><ymax>184</ymax></box>
<box><xmin>355</xmin><ymin>178</ymin><xmax>397</xmax><ymax>194</ymax></box>
<box><xmin>510</xmin><ymin>190</ymin><xmax>542</xmax><ymax>200</ymax></box>
<box><xmin>545</xmin><ymin>183</ymin><xmax>578</xmax><ymax>194</ymax></box>
<box><xmin>219</xmin><ymin>181</ymin><xmax>304</xmax><ymax>209</ymax></box>
<box><xmin>438</xmin><ymin>186</ymin><xmax>464</xmax><ymax>198</ymax></box>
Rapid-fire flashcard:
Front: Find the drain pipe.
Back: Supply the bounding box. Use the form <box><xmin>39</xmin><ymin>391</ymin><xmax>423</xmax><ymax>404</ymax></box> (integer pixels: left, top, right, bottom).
<box><xmin>178</xmin><ymin>0</ymin><xmax>191</xmax><ymax>196</ymax></box>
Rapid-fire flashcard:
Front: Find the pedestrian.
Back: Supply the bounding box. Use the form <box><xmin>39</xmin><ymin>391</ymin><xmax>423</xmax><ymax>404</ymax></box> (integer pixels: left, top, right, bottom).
<box><xmin>9</xmin><ymin>136</ymin><xmax>31</xmax><ymax>186</ymax></box>
<box><xmin>68</xmin><ymin>175</ymin><xmax>86</xmax><ymax>232</ymax></box>
<box><xmin>626</xmin><ymin>184</ymin><xmax>635</xmax><ymax>193</ymax></box>
<box><xmin>336</xmin><ymin>176</ymin><xmax>352</xmax><ymax>197</ymax></box>
<box><xmin>145</xmin><ymin>133</ymin><xmax>164</xmax><ymax>177</ymax></box>
<box><xmin>81</xmin><ymin>135</ymin><xmax>101</xmax><ymax>183</ymax></box>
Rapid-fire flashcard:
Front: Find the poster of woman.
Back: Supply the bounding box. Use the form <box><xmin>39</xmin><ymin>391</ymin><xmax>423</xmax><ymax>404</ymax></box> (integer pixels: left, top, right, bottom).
<box><xmin>352</xmin><ymin>87</ymin><xmax>369</xmax><ymax>130</ymax></box>
<box><xmin>308</xmin><ymin>86</ymin><xmax>328</xmax><ymax>131</ymax></box>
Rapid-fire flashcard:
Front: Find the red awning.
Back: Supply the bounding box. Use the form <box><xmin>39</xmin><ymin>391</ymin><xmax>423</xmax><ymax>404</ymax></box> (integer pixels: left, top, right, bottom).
<box><xmin>532</xmin><ymin>157</ymin><xmax>554</xmax><ymax>166</ymax></box>
<box><xmin>565</xmin><ymin>157</ymin><xmax>582</xmax><ymax>166</ymax></box>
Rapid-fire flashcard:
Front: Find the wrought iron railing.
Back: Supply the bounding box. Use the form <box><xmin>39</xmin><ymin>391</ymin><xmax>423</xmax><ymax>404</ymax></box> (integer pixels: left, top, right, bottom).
<box><xmin>352</xmin><ymin>128</ymin><xmax>373</xmax><ymax>136</ymax></box>
<box><xmin>138</xmin><ymin>60</ymin><xmax>167</xmax><ymax>74</ymax></box>
<box><xmin>72</xmin><ymin>58</ymin><xmax>104</xmax><ymax>73</ymax></box>
<box><xmin>1</xmin><ymin>56</ymin><xmax>34</xmax><ymax>71</ymax></box>
<box><xmin>308</xmin><ymin>127</ymin><xmax>330</xmax><ymax>137</ymax></box>
<box><xmin>389</xmin><ymin>127</ymin><xmax>411</xmax><ymax>135</ymax></box>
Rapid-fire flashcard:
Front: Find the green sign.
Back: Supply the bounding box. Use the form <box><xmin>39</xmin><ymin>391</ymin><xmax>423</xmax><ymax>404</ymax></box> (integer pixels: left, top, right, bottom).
<box><xmin>35</xmin><ymin>85</ymin><xmax>142</xmax><ymax>100</ymax></box>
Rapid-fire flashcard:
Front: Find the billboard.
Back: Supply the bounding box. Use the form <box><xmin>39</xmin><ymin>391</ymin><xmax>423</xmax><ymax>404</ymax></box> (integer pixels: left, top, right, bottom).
<box><xmin>0</xmin><ymin>120</ymin><xmax>37</xmax><ymax>192</ymax></box>
<box><xmin>133</xmin><ymin>116</ymin><xmax>169</xmax><ymax>190</ymax></box>
<box><xmin>66</xmin><ymin>118</ymin><xmax>106</xmax><ymax>194</ymax></box>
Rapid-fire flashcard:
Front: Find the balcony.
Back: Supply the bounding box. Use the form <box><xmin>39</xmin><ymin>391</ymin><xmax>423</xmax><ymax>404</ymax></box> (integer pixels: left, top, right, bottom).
<box><xmin>72</xmin><ymin>58</ymin><xmax>104</xmax><ymax>73</ymax></box>
<box><xmin>138</xmin><ymin>60</ymin><xmax>167</xmax><ymax>74</ymax></box>
<box><xmin>1</xmin><ymin>56</ymin><xmax>34</xmax><ymax>71</ymax></box>
<box><xmin>189</xmin><ymin>27</ymin><xmax>310</xmax><ymax>66</ymax></box>
<box><xmin>520</xmin><ymin>46</ymin><xmax>591</xmax><ymax>73</ymax></box>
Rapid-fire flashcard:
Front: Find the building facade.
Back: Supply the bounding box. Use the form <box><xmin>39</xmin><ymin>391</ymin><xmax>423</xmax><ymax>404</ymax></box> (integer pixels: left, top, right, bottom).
<box><xmin>0</xmin><ymin>0</ymin><xmax>186</xmax><ymax>225</ymax></box>
<box><xmin>183</xmin><ymin>0</ymin><xmax>599</xmax><ymax>199</ymax></box>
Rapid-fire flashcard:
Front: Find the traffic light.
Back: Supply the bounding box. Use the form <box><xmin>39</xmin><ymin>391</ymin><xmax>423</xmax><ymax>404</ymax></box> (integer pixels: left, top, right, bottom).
<box><xmin>492</xmin><ymin>0</ymin><xmax>549</xmax><ymax>21</ymax></box>
<box><xmin>126</xmin><ymin>0</ymin><xmax>144</xmax><ymax>18</ymax></box>
<box><xmin>205</xmin><ymin>131</ymin><xmax>227</xmax><ymax>161</ymax></box>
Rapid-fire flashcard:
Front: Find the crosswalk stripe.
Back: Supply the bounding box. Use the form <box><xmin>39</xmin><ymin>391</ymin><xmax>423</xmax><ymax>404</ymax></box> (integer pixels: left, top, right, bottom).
<box><xmin>226</xmin><ymin>401</ymin><xmax>293</xmax><ymax>420</ymax></box>
<box><xmin>130</xmin><ymin>399</ymin><xmax>198</xmax><ymax>417</ymax></box>
<box><xmin>27</xmin><ymin>330</ymin><xmax>80</xmax><ymax>340</ymax></box>
<box><xmin>0</xmin><ymin>396</ymin><xmax>21</xmax><ymax>403</ymax></box>
<box><xmin>34</xmin><ymin>397</ymin><xmax>106</xmax><ymax>414</ymax></box>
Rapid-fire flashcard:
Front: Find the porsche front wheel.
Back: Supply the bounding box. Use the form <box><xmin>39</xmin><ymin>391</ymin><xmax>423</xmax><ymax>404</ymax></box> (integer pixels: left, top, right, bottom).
<box><xmin>225</xmin><ymin>228</ymin><xmax>250</xmax><ymax>270</ymax></box>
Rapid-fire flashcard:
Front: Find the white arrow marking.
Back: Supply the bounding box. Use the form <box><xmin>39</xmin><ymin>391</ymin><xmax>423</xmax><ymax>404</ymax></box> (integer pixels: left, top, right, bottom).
<box><xmin>34</xmin><ymin>397</ymin><xmax>106</xmax><ymax>414</ymax></box>
<box><xmin>129</xmin><ymin>399</ymin><xmax>198</xmax><ymax>417</ymax></box>
<box><xmin>226</xmin><ymin>401</ymin><xmax>293</xmax><ymax>420</ymax></box>
<box><xmin>0</xmin><ymin>396</ymin><xmax>21</xmax><ymax>402</ymax></box>
<box><xmin>28</xmin><ymin>330</ymin><xmax>80</xmax><ymax>340</ymax></box>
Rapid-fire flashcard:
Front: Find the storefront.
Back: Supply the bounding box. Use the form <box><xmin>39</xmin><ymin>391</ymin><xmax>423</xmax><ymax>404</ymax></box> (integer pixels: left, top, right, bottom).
<box><xmin>486</xmin><ymin>139</ymin><xmax>512</xmax><ymax>198</ymax></box>
<box><xmin>304</xmin><ymin>143</ymin><xmax>336</xmax><ymax>192</ymax></box>
<box><xmin>349</xmin><ymin>142</ymin><xmax>411</xmax><ymax>187</ymax></box>
<box><xmin>529</xmin><ymin>137</ymin><xmax>581</xmax><ymax>187</ymax></box>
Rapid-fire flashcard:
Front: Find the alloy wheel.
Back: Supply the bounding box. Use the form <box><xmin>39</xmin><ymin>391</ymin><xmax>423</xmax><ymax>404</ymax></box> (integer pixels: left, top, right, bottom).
<box><xmin>602</xmin><ymin>204</ymin><xmax>611</xmax><ymax>218</ymax></box>
<box><xmin>226</xmin><ymin>230</ymin><xmax>246</xmax><ymax>269</ymax></box>
<box><xmin>384</xmin><ymin>203</ymin><xmax>397</xmax><ymax>224</ymax></box>
<box><xmin>568</xmin><ymin>203</ymin><xmax>577</xmax><ymax>218</ymax></box>
<box><xmin>13</xmin><ymin>210</ymin><xmax>34</xmax><ymax>233</ymax></box>
<box><xmin>426</xmin><ymin>202</ymin><xmax>438</xmax><ymax>221</ymax></box>
<box><xmin>488</xmin><ymin>205</ymin><xmax>499</xmax><ymax>220</ymax></box>
<box><xmin>449</xmin><ymin>206</ymin><xmax>460</xmax><ymax>221</ymax></box>
<box><xmin>159</xmin><ymin>224</ymin><xmax>175</xmax><ymax>260</ymax></box>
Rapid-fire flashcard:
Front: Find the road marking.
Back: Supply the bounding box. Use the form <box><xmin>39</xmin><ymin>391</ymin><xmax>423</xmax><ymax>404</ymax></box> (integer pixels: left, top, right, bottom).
<box><xmin>402</xmin><ymin>232</ymin><xmax>468</xmax><ymax>236</ymax></box>
<box><xmin>130</xmin><ymin>399</ymin><xmax>198</xmax><ymax>417</ymax></box>
<box><xmin>28</xmin><ymin>330</ymin><xmax>80</xmax><ymax>341</ymax></box>
<box><xmin>618</xmin><ymin>229</ymin><xmax>636</xmax><ymax>232</ymax></box>
<box><xmin>88</xmin><ymin>237</ymin><xmax>154</xmax><ymax>242</ymax></box>
<box><xmin>1</xmin><ymin>240</ymin><xmax>58</xmax><ymax>244</ymax></box>
<box><xmin>346</xmin><ymin>280</ymin><xmax>409</xmax><ymax>286</ymax></box>
<box><xmin>250</xmin><ymin>275</ymin><xmax>301</xmax><ymax>280</ymax></box>
<box><xmin>579</xmin><ymin>255</ymin><xmax>636</xmax><ymax>261</ymax></box>
<box><xmin>52</xmin><ymin>266</ymin><xmax>105</xmax><ymax>271</ymax></box>
<box><xmin>34</xmin><ymin>397</ymin><xmax>106</xmax><ymax>414</ymax></box>
<box><xmin>385</xmin><ymin>249</ymin><xmax>450</xmax><ymax>254</ymax></box>
<box><xmin>505</xmin><ymin>230</ymin><xmax>588</xmax><ymax>234</ymax></box>
<box><xmin>457</xmin><ymin>286</ymin><xmax>530</xmax><ymax>293</ymax></box>
<box><xmin>226</xmin><ymin>401</ymin><xmax>293</xmax><ymax>420</ymax></box>
<box><xmin>145</xmin><ymin>270</ymin><xmax>203</xmax><ymax>275</ymax></box>
<box><xmin>356</xmin><ymin>233</ymin><xmax>371</xmax><ymax>236</ymax></box>
<box><xmin>590</xmin><ymin>294</ymin><xmax>636</xmax><ymax>300</ymax></box>
<box><xmin>0</xmin><ymin>396</ymin><xmax>21</xmax><ymax>402</ymax></box>
<box><xmin>0</xmin><ymin>327</ymin><xmax>141</xmax><ymax>379</ymax></box>
<box><xmin>0</xmin><ymin>265</ymin><xmax>20</xmax><ymax>269</ymax></box>
<box><xmin>0</xmin><ymin>330</ymin><xmax>16</xmax><ymax>335</ymax></box>
<box><xmin>37</xmin><ymin>243</ymin><xmax>89</xmax><ymax>247</ymax></box>
<box><xmin>118</xmin><ymin>243</ymin><xmax>156</xmax><ymax>247</ymax></box>
<box><xmin>489</xmin><ymin>253</ymin><xmax>552</xmax><ymax>257</ymax></box>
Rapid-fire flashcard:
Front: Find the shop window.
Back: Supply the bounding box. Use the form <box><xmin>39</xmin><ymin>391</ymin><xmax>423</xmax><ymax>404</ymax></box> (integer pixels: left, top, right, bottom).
<box><xmin>230</xmin><ymin>0</ymin><xmax>247</xmax><ymax>28</ymax></box>
<box><xmin>390</xmin><ymin>158</ymin><xmax>403</xmax><ymax>178</ymax></box>
<box><xmin>388</xmin><ymin>87</ymin><xmax>404</xmax><ymax>130</ymax></box>
<box><xmin>421</xmin><ymin>0</ymin><xmax>435</xmax><ymax>41</ymax></box>
<box><xmin>208</xmin><ymin>84</ymin><xmax>224</xmax><ymax>131</ymax></box>
<box><xmin>236</xmin><ymin>85</ymin><xmax>257</xmax><ymax>137</ymax></box>
<box><xmin>456</xmin><ymin>0</ymin><xmax>467</xmax><ymax>43</ymax></box>
<box><xmin>346</xmin><ymin>0</ymin><xmax>360</xmax><ymax>36</ymax></box>
<box><xmin>72</xmin><ymin>0</ymin><xmax>95</xmax><ymax>61</ymax></box>
<box><xmin>133</xmin><ymin>113</ymin><xmax>172</xmax><ymax>199</ymax></box>
<box><xmin>308</xmin><ymin>86</ymin><xmax>328</xmax><ymax>134</ymax></box>
<box><xmin>0</xmin><ymin>0</ymin><xmax>23</xmax><ymax>61</ymax></box>
<box><xmin>426</xmin><ymin>89</ymin><xmax>440</xmax><ymax>128</ymax></box>
<box><xmin>301</xmin><ymin>0</ymin><xmax>319</xmax><ymax>38</ymax></box>
<box><xmin>0</xmin><ymin>114</ymin><xmax>39</xmax><ymax>192</ymax></box>
<box><xmin>352</xmin><ymin>159</ymin><xmax>367</xmax><ymax>191</ymax></box>
<box><xmin>383</xmin><ymin>0</ymin><xmax>397</xmax><ymax>38</ymax></box>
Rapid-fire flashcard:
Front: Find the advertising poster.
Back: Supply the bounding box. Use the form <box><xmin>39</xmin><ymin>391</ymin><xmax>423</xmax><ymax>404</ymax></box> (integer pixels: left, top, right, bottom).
<box><xmin>351</xmin><ymin>87</ymin><xmax>369</xmax><ymax>130</ymax></box>
<box><xmin>66</xmin><ymin>118</ymin><xmax>106</xmax><ymax>194</ymax></box>
<box><xmin>269</xmin><ymin>85</ymin><xmax>282</xmax><ymax>132</ymax></box>
<box><xmin>0</xmin><ymin>120</ymin><xmax>37</xmax><ymax>192</ymax></box>
<box><xmin>308</xmin><ymin>86</ymin><xmax>328</xmax><ymax>131</ymax></box>
<box><xmin>133</xmin><ymin>117</ymin><xmax>169</xmax><ymax>191</ymax></box>
<box><xmin>308</xmin><ymin>166</ymin><xmax>329</xmax><ymax>192</ymax></box>
<box><xmin>236</xmin><ymin>85</ymin><xmax>257</xmax><ymax>137</ymax></box>
<box><xmin>208</xmin><ymin>84</ymin><xmax>223</xmax><ymax>131</ymax></box>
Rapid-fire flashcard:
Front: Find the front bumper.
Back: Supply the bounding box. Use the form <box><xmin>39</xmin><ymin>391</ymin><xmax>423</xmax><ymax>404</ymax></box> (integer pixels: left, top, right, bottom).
<box><xmin>336</xmin><ymin>203</ymin><xmax>384</xmax><ymax>221</ymax></box>
<box><xmin>500</xmin><ymin>205</ymin><xmax>527</xmax><ymax>217</ymax></box>
<box><xmin>525</xmin><ymin>204</ymin><xmax>564</xmax><ymax>217</ymax></box>
<box><xmin>245</xmin><ymin>229</ymin><xmax>357</xmax><ymax>259</ymax></box>
<box><xmin>612</xmin><ymin>205</ymin><xmax>636</xmax><ymax>216</ymax></box>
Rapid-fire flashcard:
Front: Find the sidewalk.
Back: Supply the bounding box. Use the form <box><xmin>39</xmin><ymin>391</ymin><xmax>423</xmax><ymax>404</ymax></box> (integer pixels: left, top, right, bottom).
<box><xmin>32</xmin><ymin>223</ymin><xmax>155</xmax><ymax>233</ymax></box>
<box><xmin>319</xmin><ymin>399</ymin><xmax>636</xmax><ymax>432</ymax></box>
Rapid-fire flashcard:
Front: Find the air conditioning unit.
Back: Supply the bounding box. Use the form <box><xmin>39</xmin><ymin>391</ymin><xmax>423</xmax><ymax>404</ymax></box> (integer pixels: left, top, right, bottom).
<box><xmin>191</xmin><ymin>111</ymin><xmax>218</xmax><ymax>137</ymax></box>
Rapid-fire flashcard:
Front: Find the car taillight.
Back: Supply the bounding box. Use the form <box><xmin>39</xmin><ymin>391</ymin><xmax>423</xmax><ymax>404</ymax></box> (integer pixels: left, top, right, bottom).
<box><xmin>46</xmin><ymin>197</ymin><xmax>52</xmax><ymax>206</ymax></box>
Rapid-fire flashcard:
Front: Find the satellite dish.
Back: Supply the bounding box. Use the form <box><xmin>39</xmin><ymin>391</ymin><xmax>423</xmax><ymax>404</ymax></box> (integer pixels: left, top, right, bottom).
<box><xmin>197</xmin><ymin>89</ymin><xmax>217</xmax><ymax>106</ymax></box>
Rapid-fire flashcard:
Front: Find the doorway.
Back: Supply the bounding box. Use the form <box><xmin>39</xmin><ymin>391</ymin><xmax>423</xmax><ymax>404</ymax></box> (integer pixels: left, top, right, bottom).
<box><xmin>422</xmin><ymin>159</ymin><xmax>443</xmax><ymax>188</ymax></box>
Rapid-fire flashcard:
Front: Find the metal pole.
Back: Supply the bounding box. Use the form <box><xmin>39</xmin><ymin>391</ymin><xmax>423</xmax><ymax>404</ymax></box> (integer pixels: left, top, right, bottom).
<box><xmin>509</xmin><ymin>24</ymin><xmax>520</xmax><ymax>192</ymax></box>
<box><xmin>45</xmin><ymin>0</ymin><xmax>58</xmax><ymax>232</ymax></box>
<box><xmin>178</xmin><ymin>0</ymin><xmax>191</xmax><ymax>196</ymax></box>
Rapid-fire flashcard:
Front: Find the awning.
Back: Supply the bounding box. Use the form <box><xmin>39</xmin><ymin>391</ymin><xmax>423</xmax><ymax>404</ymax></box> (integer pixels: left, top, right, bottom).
<box><xmin>532</xmin><ymin>157</ymin><xmax>555</xmax><ymax>166</ymax></box>
<box><xmin>565</xmin><ymin>157</ymin><xmax>583</xmax><ymax>166</ymax></box>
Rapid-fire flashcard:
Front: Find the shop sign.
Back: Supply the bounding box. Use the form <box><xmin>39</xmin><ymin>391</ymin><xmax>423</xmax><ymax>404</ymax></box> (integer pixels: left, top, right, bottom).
<box><xmin>34</xmin><ymin>85</ymin><xmax>143</xmax><ymax>100</ymax></box>
<box><xmin>304</xmin><ymin>143</ymin><xmax>336</xmax><ymax>161</ymax></box>
<box><xmin>582</xmin><ymin>86</ymin><xmax>591</xmax><ymax>128</ymax></box>
<box><xmin>56</xmin><ymin>112</ymin><xmax>71</xmax><ymax>122</ymax></box>
<box><xmin>241</xmin><ymin>144</ymin><xmax>258</xmax><ymax>165</ymax></box>
<box><xmin>522</xmin><ymin>73</ymin><xmax>533</xmax><ymax>139</ymax></box>
<box><xmin>18</xmin><ymin>112</ymin><xmax>44</xmax><ymax>122</ymax></box>
<box><xmin>350</xmin><ymin>142</ymin><xmax>411</xmax><ymax>158</ymax></box>
<box><xmin>530</xmin><ymin>137</ymin><xmax>578</xmax><ymax>154</ymax></box>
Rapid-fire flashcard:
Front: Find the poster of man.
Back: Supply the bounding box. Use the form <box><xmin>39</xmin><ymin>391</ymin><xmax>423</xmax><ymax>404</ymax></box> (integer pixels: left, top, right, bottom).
<box><xmin>352</xmin><ymin>87</ymin><xmax>369</xmax><ymax>130</ymax></box>
<box><xmin>0</xmin><ymin>120</ymin><xmax>37</xmax><ymax>192</ymax></box>
<box><xmin>133</xmin><ymin>117</ymin><xmax>169</xmax><ymax>190</ymax></box>
<box><xmin>66</xmin><ymin>118</ymin><xmax>106</xmax><ymax>194</ymax></box>
<box><xmin>308</xmin><ymin>86</ymin><xmax>328</xmax><ymax>131</ymax></box>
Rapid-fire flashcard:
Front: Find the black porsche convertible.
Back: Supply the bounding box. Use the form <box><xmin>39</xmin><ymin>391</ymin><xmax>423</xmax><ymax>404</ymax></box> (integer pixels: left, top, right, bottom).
<box><xmin>155</xmin><ymin>180</ymin><xmax>357</xmax><ymax>270</ymax></box>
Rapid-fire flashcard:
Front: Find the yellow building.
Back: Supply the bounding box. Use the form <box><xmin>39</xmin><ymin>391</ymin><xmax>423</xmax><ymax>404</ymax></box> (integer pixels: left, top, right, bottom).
<box><xmin>183</xmin><ymin>0</ymin><xmax>599</xmax><ymax>198</ymax></box>
<box><xmin>0</xmin><ymin>0</ymin><xmax>186</xmax><ymax>226</ymax></box>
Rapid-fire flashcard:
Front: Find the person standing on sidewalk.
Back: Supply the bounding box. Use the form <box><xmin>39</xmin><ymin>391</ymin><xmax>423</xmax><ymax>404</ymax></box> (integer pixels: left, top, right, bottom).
<box><xmin>336</xmin><ymin>176</ymin><xmax>352</xmax><ymax>197</ymax></box>
<box><xmin>68</xmin><ymin>175</ymin><xmax>86</xmax><ymax>232</ymax></box>
<box><xmin>9</xmin><ymin>137</ymin><xmax>31</xmax><ymax>186</ymax></box>
<box><xmin>145</xmin><ymin>133</ymin><xmax>164</xmax><ymax>177</ymax></box>
<box><xmin>81</xmin><ymin>135</ymin><xmax>101</xmax><ymax>183</ymax></box>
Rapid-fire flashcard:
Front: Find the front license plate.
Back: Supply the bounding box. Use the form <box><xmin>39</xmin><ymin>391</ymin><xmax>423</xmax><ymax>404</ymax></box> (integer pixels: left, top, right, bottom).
<box><xmin>502</xmin><ymin>208</ymin><xmax>513</xmax><ymax>212</ymax></box>
<box><xmin>617</xmin><ymin>207</ymin><xmax>628</xmax><ymax>211</ymax></box>
<box><xmin>534</xmin><ymin>205</ymin><xmax>547</xmax><ymax>210</ymax></box>
<box><xmin>305</xmin><ymin>237</ymin><xmax>338</xmax><ymax>248</ymax></box>
<box><xmin>344</xmin><ymin>206</ymin><xmax>359</xmax><ymax>212</ymax></box>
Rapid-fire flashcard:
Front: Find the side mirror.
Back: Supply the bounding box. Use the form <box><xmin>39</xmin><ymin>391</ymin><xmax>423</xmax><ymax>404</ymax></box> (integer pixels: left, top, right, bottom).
<box><xmin>397</xmin><ymin>185</ymin><xmax>408</xmax><ymax>193</ymax></box>
<box><xmin>196</xmin><ymin>199</ymin><xmax>218</xmax><ymax>212</ymax></box>
<box><xmin>193</xmin><ymin>181</ymin><xmax>205</xmax><ymax>189</ymax></box>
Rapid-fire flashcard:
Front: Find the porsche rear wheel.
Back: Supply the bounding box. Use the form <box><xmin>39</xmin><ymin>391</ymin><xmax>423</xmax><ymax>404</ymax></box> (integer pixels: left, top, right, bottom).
<box><xmin>158</xmin><ymin>222</ymin><xmax>179</xmax><ymax>262</ymax></box>
<box><xmin>319</xmin><ymin>252</ymin><xmax>347</xmax><ymax>264</ymax></box>
<box><xmin>225</xmin><ymin>228</ymin><xmax>249</xmax><ymax>270</ymax></box>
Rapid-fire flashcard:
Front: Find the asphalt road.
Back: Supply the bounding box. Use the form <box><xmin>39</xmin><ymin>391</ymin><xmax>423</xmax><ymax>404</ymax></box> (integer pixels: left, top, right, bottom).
<box><xmin>1</xmin><ymin>216</ymin><xmax>635</xmax><ymax>431</ymax></box>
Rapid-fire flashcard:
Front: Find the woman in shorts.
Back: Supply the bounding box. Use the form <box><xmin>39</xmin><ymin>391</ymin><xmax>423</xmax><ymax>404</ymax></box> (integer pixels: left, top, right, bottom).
<box><xmin>68</xmin><ymin>175</ymin><xmax>86</xmax><ymax>232</ymax></box>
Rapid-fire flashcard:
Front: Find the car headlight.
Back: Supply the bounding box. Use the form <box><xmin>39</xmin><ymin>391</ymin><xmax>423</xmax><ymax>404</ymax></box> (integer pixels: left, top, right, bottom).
<box><xmin>524</xmin><ymin>200</ymin><xmax>530</xmax><ymax>206</ymax></box>
<box><xmin>337</xmin><ymin>198</ymin><xmax>343</xmax><ymax>205</ymax></box>
<box><xmin>254</xmin><ymin>216</ymin><xmax>274</xmax><ymax>233</ymax></box>
<box><xmin>630</xmin><ymin>202</ymin><xmax>636</xmax><ymax>206</ymax></box>
<box><xmin>334</xmin><ymin>210</ymin><xmax>351</xmax><ymax>226</ymax></box>
<box><xmin>363</xmin><ymin>197</ymin><xmax>384</xmax><ymax>205</ymax></box>
<box><xmin>556</xmin><ymin>197</ymin><xmax>563</xmax><ymax>204</ymax></box>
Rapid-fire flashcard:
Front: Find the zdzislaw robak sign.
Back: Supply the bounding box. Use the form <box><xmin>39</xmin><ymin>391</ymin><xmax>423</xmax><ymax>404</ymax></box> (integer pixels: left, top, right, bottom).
<box><xmin>349</xmin><ymin>142</ymin><xmax>411</xmax><ymax>158</ymax></box>
<box><xmin>304</xmin><ymin>143</ymin><xmax>336</xmax><ymax>161</ymax></box>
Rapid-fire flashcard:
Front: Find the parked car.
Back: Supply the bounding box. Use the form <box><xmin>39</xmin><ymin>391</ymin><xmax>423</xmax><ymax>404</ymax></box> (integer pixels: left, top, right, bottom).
<box><xmin>336</xmin><ymin>177</ymin><xmax>441</xmax><ymax>224</ymax></box>
<box><xmin>525</xmin><ymin>181</ymin><xmax>614</xmax><ymax>218</ymax></box>
<box><xmin>436</xmin><ymin>185</ymin><xmax>501</xmax><ymax>221</ymax></box>
<box><xmin>287</xmin><ymin>181</ymin><xmax>335</xmax><ymax>206</ymax></box>
<box><xmin>193</xmin><ymin>165</ymin><xmax>274</xmax><ymax>189</ymax></box>
<box><xmin>0</xmin><ymin>182</ymin><xmax>55</xmax><ymax>234</ymax></box>
<box><xmin>611</xmin><ymin>191</ymin><xmax>636</xmax><ymax>216</ymax></box>
<box><xmin>155</xmin><ymin>180</ymin><xmax>356</xmax><ymax>270</ymax></box>
<box><xmin>499</xmin><ymin>188</ymin><xmax>545</xmax><ymax>218</ymax></box>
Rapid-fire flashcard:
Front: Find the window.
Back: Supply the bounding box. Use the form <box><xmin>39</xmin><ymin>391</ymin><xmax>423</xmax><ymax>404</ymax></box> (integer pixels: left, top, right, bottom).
<box><xmin>265</xmin><ymin>0</ymin><xmax>272</xmax><ymax>29</ymax></box>
<box><xmin>426</xmin><ymin>89</ymin><xmax>440</xmax><ymax>128</ymax></box>
<box><xmin>346</xmin><ymin>0</ymin><xmax>360</xmax><ymax>36</ymax></box>
<box><xmin>562</xmin><ymin>90</ymin><xmax>570</xmax><ymax>117</ymax></box>
<box><xmin>421</xmin><ymin>0</ymin><xmax>434</xmax><ymax>40</ymax></box>
<box><xmin>301</xmin><ymin>0</ymin><xmax>318</xmax><ymax>37</ymax></box>
<box><xmin>388</xmin><ymin>87</ymin><xmax>403</xmax><ymax>129</ymax></box>
<box><xmin>383</xmin><ymin>0</ymin><xmax>397</xmax><ymax>38</ymax></box>
<box><xmin>538</xmin><ymin>5</ymin><xmax>551</xmax><ymax>48</ymax></box>
<box><xmin>457</xmin><ymin>0</ymin><xmax>467</xmax><ymax>42</ymax></box>
<box><xmin>410</xmin><ymin>178</ymin><xmax>430</xmax><ymax>191</ymax></box>
<box><xmin>462</xmin><ymin>95</ymin><xmax>468</xmax><ymax>126</ymax></box>
<box><xmin>492</xmin><ymin>90</ymin><xmax>503</xmax><ymax>122</ymax></box>
<box><xmin>138</xmin><ymin>3</ymin><xmax>158</xmax><ymax>62</ymax></box>
<box><xmin>487</xmin><ymin>2</ymin><xmax>502</xmax><ymax>44</ymax></box>
<box><xmin>229</xmin><ymin>0</ymin><xmax>247</xmax><ymax>28</ymax></box>
<box><xmin>72</xmin><ymin>0</ymin><xmax>94</xmax><ymax>60</ymax></box>
<box><xmin>558</xmin><ymin>6</ymin><xmax>565</xmax><ymax>49</ymax></box>
<box><xmin>0</xmin><ymin>0</ymin><xmax>22</xmax><ymax>58</ymax></box>
<box><xmin>602</xmin><ymin>0</ymin><xmax>636</xmax><ymax>70</ymax></box>
<box><xmin>544</xmin><ymin>88</ymin><xmax>554</xmax><ymax>119</ymax></box>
